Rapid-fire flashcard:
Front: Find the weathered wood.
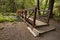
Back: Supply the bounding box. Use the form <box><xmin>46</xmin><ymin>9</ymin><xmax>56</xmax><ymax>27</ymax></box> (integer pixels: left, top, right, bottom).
<box><xmin>18</xmin><ymin>8</ymin><xmax>50</xmax><ymax>27</ymax></box>
<box><xmin>17</xmin><ymin>0</ymin><xmax>56</xmax><ymax>37</ymax></box>
<box><xmin>36</xmin><ymin>26</ymin><xmax>55</xmax><ymax>34</ymax></box>
<box><xmin>28</xmin><ymin>10</ymin><xmax>34</xmax><ymax>18</ymax></box>
<box><xmin>23</xmin><ymin>7</ymin><xmax>35</xmax><ymax>11</ymax></box>
<box><xmin>33</xmin><ymin>7</ymin><xmax>37</xmax><ymax>27</ymax></box>
<box><xmin>25</xmin><ymin>10</ymin><xmax>27</xmax><ymax>21</ymax></box>
<box><xmin>27</xmin><ymin>23</ymin><xmax>56</xmax><ymax>37</ymax></box>
<box><xmin>26</xmin><ymin>18</ymin><xmax>33</xmax><ymax>25</ymax></box>
<box><xmin>38</xmin><ymin>10</ymin><xmax>50</xmax><ymax>23</ymax></box>
<box><xmin>28</xmin><ymin>18</ymin><xmax>48</xmax><ymax>26</ymax></box>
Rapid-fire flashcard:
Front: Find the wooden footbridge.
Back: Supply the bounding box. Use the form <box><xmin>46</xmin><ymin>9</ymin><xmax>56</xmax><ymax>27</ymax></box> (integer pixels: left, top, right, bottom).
<box><xmin>16</xmin><ymin>0</ymin><xmax>56</xmax><ymax>37</ymax></box>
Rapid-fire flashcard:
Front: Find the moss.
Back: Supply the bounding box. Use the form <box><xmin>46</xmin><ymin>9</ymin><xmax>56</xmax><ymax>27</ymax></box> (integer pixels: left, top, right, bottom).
<box><xmin>0</xmin><ymin>16</ymin><xmax>17</xmax><ymax>22</ymax></box>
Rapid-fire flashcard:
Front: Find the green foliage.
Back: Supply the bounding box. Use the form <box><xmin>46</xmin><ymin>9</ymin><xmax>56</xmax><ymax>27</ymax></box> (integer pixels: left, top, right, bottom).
<box><xmin>0</xmin><ymin>16</ymin><xmax>5</xmax><ymax>22</ymax></box>
<box><xmin>2</xmin><ymin>13</ymin><xmax>16</xmax><ymax>16</ymax></box>
<box><xmin>0</xmin><ymin>13</ymin><xmax>17</xmax><ymax>22</ymax></box>
<box><xmin>0</xmin><ymin>0</ymin><xmax>35</xmax><ymax>13</ymax></box>
<box><xmin>53</xmin><ymin>0</ymin><xmax>60</xmax><ymax>21</ymax></box>
<box><xmin>24</xmin><ymin>0</ymin><xmax>35</xmax><ymax>8</ymax></box>
<box><xmin>4</xmin><ymin>16</ymin><xmax>17</xmax><ymax>22</ymax></box>
<box><xmin>0</xmin><ymin>0</ymin><xmax>16</xmax><ymax>13</ymax></box>
<box><xmin>0</xmin><ymin>0</ymin><xmax>60</xmax><ymax>22</ymax></box>
<box><xmin>40</xmin><ymin>0</ymin><xmax>48</xmax><ymax>10</ymax></box>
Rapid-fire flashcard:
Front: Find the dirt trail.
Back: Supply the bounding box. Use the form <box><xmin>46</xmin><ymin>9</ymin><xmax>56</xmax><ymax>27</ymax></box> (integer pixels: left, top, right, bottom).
<box><xmin>0</xmin><ymin>22</ymin><xmax>60</xmax><ymax>40</ymax></box>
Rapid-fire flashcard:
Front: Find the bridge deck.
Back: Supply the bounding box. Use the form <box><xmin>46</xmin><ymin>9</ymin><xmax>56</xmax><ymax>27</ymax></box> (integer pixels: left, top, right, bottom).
<box><xmin>28</xmin><ymin>18</ymin><xmax>48</xmax><ymax>26</ymax></box>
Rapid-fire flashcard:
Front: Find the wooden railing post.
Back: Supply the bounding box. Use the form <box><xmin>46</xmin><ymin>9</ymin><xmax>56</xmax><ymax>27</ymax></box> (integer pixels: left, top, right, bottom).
<box><xmin>47</xmin><ymin>10</ymin><xmax>50</xmax><ymax>25</ymax></box>
<box><xmin>25</xmin><ymin>9</ymin><xmax>27</xmax><ymax>22</ymax></box>
<box><xmin>33</xmin><ymin>7</ymin><xmax>37</xmax><ymax>27</ymax></box>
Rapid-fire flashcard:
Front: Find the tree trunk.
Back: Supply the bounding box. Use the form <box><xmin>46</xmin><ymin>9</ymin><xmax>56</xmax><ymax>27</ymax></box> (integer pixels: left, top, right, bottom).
<box><xmin>48</xmin><ymin>0</ymin><xmax>55</xmax><ymax>18</ymax></box>
<box><xmin>37</xmin><ymin>0</ymin><xmax>40</xmax><ymax>16</ymax></box>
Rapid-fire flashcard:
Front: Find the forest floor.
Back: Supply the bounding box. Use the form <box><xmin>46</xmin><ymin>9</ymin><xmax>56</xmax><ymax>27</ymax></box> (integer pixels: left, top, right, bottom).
<box><xmin>0</xmin><ymin>19</ymin><xmax>60</xmax><ymax>40</ymax></box>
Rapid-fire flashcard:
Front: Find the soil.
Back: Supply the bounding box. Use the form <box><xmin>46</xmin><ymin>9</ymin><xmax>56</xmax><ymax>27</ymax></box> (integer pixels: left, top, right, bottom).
<box><xmin>0</xmin><ymin>21</ymin><xmax>60</xmax><ymax>40</ymax></box>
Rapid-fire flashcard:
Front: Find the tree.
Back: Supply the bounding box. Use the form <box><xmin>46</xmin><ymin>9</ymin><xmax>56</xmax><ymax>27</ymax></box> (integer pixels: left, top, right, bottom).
<box><xmin>9</xmin><ymin>0</ymin><xmax>17</xmax><ymax>13</ymax></box>
<box><xmin>48</xmin><ymin>0</ymin><xmax>55</xmax><ymax>18</ymax></box>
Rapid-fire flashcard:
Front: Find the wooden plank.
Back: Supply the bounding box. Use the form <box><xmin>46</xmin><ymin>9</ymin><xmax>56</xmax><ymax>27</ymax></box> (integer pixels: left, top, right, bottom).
<box><xmin>36</xmin><ymin>25</ymin><xmax>56</xmax><ymax>34</ymax></box>
<box><xmin>27</xmin><ymin>27</ymin><xmax>39</xmax><ymax>37</ymax></box>
<box><xmin>19</xmin><ymin>15</ymin><xmax>48</xmax><ymax>27</ymax></box>
<box><xmin>27</xmin><ymin>24</ymin><xmax>56</xmax><ymax>37</ymax></box>
<box><xmin>19</xmin><ymin>15</ymin><xmax>25</xmax><ymax>22</ymax></box>
<box><xmin>28</xmin><ymin>18</ymin><xmax>48</xmax><ymax>26</ymax></box>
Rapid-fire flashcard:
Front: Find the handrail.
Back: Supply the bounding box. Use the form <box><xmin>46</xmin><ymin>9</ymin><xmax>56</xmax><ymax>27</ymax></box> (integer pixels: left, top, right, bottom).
<box><xmin>23</xmin><ymin>7</ymin><xmax>35</xmax><ymax>11</ymax></box>
<box><xmin>38</xmin><ymin>10</ymin><xmax>50</xmax><ymax>12</ymax></box>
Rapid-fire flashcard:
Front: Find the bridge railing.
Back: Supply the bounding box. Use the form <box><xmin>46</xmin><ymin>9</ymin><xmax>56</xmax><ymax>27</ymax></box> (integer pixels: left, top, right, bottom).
<box><xmin>17</xmin><ymin>7</ymin><xmax>50</xmax><ymax>27</ymax></box>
